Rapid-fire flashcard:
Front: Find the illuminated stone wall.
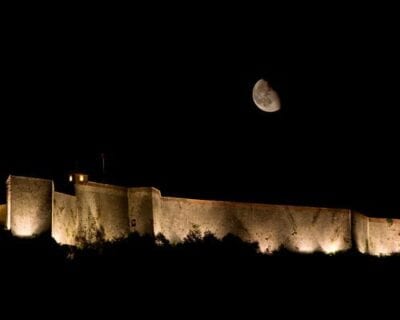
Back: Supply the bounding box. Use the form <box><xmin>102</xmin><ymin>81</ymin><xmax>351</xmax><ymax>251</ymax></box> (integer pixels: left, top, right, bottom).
<box><xmin>52</xmin><ymin>192</ymin><xmax>78</xmax><ymax>245</ymax></box>
<box><xmin>0</xmin><ymin>204</ymin><xmax>6</xmax><ymax>227</ymax></box>
<box><xmin>6</xmin><ymin>176</ymin><xmax>53</xmax><ymax>237</ymax></box>
<box><xmin>155</xmin><ymin>197</ymin><xmax>235</xmax><ymax>244</ymax></box>
<box><xmin>5</xmin><ymin>175</ymin><xmax>400</xmax><ymax>255</ymax></box>
<box><xmin>75</xmin><ymin>182</ymin><xmax>129</xmax><ymax>243</ymax></box>
<box><xmin>367</xmin><ymin>217</ymin><xmax>400</xmax><ymax>256</ymax></box>
<box><xmin>277</xmin><ymin>205</ymin><xmax>351</xmax><ymax>254</ymax></box>
<box><xmin>157</xmin><ymin>197</ymin><xmax>351</xmax><ymax>253</ymax></box>
<box><xmin>352</xmin><ymin>212</ymin><xmax>368</xmax><ymax>254</ymax></box>
<box><xmin>351</xmin><ymin>212</ymin><xmax>400</xmax><ymax>256</ymax></box>
<box><xmin>128</xmin><ymin>187</ymin><xmax>162</xmax><ymax>235</ymax></box>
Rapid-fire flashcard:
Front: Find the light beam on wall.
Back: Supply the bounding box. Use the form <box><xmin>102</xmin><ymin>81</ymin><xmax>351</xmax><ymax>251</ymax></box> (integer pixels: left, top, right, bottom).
<box><xmin>296</xmin><ymin>240</ymin><xmax>319</xmax><ymax>254</ymax></box>
<box><xmin>321</xmin><ymin>240</ymin><xmax>342</xmax><ymax>254</ymax></box>
<box><xmin>12</xmin><ymin>217</ymin><xmax>37</xmax><ymax>237</ymax></box>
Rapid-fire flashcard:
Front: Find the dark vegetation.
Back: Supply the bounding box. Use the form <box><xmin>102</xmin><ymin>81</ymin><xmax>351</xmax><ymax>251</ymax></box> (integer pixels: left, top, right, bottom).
<box><xmin>1</xmin><ymin>227</ymin><xmax>399</xmax><ymax>311</ymax></box>
<box><xmin>1</xmin><ymin>228</ymin><xmax>400</xmax><ymax>280</ymax></box>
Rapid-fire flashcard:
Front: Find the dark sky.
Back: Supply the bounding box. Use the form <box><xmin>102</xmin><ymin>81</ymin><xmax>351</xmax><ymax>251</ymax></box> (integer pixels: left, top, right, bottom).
<box><xmin>2</xmin><ymin>7</ymin><xmax>400</xmax><ymax>216</ymax></box>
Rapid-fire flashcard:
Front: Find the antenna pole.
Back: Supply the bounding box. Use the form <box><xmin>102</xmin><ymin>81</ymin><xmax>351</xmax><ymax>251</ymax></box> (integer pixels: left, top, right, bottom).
<box><xmin>101</xmin><ymin>153</ymin><xmax>105</xmax><ymax>176</ymax></box>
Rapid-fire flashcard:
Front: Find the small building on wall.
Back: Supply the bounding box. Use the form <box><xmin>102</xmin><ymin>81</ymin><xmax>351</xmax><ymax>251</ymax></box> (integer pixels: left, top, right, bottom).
<box><xmin>68</xmin><ymin>172</ymin><xmax>89</xmax><ymax>184</ymax></box>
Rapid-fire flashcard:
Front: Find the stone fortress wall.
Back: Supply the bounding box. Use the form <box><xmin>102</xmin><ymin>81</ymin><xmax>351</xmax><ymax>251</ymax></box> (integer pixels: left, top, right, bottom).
<box><xmin>156</xmin><ymin>197</ymin><xmax>351</xmax><ymax>253</ymax></box>
<box><xmin>352</xmin><ymin>212</ymin><xmax>400</xmax><ymax>255</ymax></box>
<box><xmin>1</xmin><ymin>175</ymin><xmax>400</xmax><ymax>256</ymax></box>
<box><xmin>6</xmin><ymin>176</ymin><xmax>53</xmax><ymax>237</ymax></box>
<box><xmin>52</xmin><ymin>192</ymin><xmax>77</xmax><ymax>245</ymax></box>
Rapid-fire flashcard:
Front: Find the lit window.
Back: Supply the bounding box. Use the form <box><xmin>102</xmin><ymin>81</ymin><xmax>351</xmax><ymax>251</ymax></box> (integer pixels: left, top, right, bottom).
<box><xmin>69</xmin><ymin>175</ymin><xmax>73</xmax><ymax>182</ymax></box>
<box><xmin>79</xmin><ymin>175</ymin><xmax>84</xmax><ymax>182</ymax></box>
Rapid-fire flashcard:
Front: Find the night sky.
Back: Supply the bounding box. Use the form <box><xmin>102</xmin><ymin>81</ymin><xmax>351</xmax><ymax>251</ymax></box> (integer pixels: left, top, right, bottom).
<box><xmin>2</xmin><ymin>7</ymin><xmax>400</xmax><ymax>217</ymax></box>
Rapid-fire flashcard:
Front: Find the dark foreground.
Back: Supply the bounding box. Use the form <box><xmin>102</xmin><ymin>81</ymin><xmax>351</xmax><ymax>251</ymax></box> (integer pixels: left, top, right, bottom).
<box><xmin>1</xmin><ymin>229</ymin><xmax>398</xmax><ymax>313</ymax></box>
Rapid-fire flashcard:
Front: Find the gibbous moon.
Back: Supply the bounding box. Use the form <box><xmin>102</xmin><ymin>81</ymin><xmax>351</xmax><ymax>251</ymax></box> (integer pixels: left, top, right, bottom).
<box><xmin>252</xmin><ymin>79</ymin><xmax>281</xmax><ymax>112</ymax></box>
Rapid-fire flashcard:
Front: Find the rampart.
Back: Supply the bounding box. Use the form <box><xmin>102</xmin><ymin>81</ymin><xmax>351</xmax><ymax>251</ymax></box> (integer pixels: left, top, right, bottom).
<box><xmin>6</xmin><ymin>176</ymin><xmax>53</xmax><ymax>237</ymax></box>
<box><xmin>352</xmin><ymin>212</ymin><xmax>400</xmax><ymax>256</ymax></box>
<box><xmin>156</xmin><ymin>197</ymin><xmax>351</xmax><ymax>253</ymax></box>
<box><xmin>75</xmin><ymin>182</ymin><xmax>129</xmax><ymax>243</ymax></box>
<box><xmin>2</xmin><ymin>175</ymin><xmax>400</xmax><ymax>256</ymax></box>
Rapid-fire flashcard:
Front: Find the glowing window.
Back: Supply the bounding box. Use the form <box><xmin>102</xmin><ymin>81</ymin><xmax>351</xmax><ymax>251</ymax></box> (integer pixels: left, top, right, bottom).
<box><xmin>79</xmin><ymin>175</ymin><xmax>84</xmax><ymax>182</ymax></box>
